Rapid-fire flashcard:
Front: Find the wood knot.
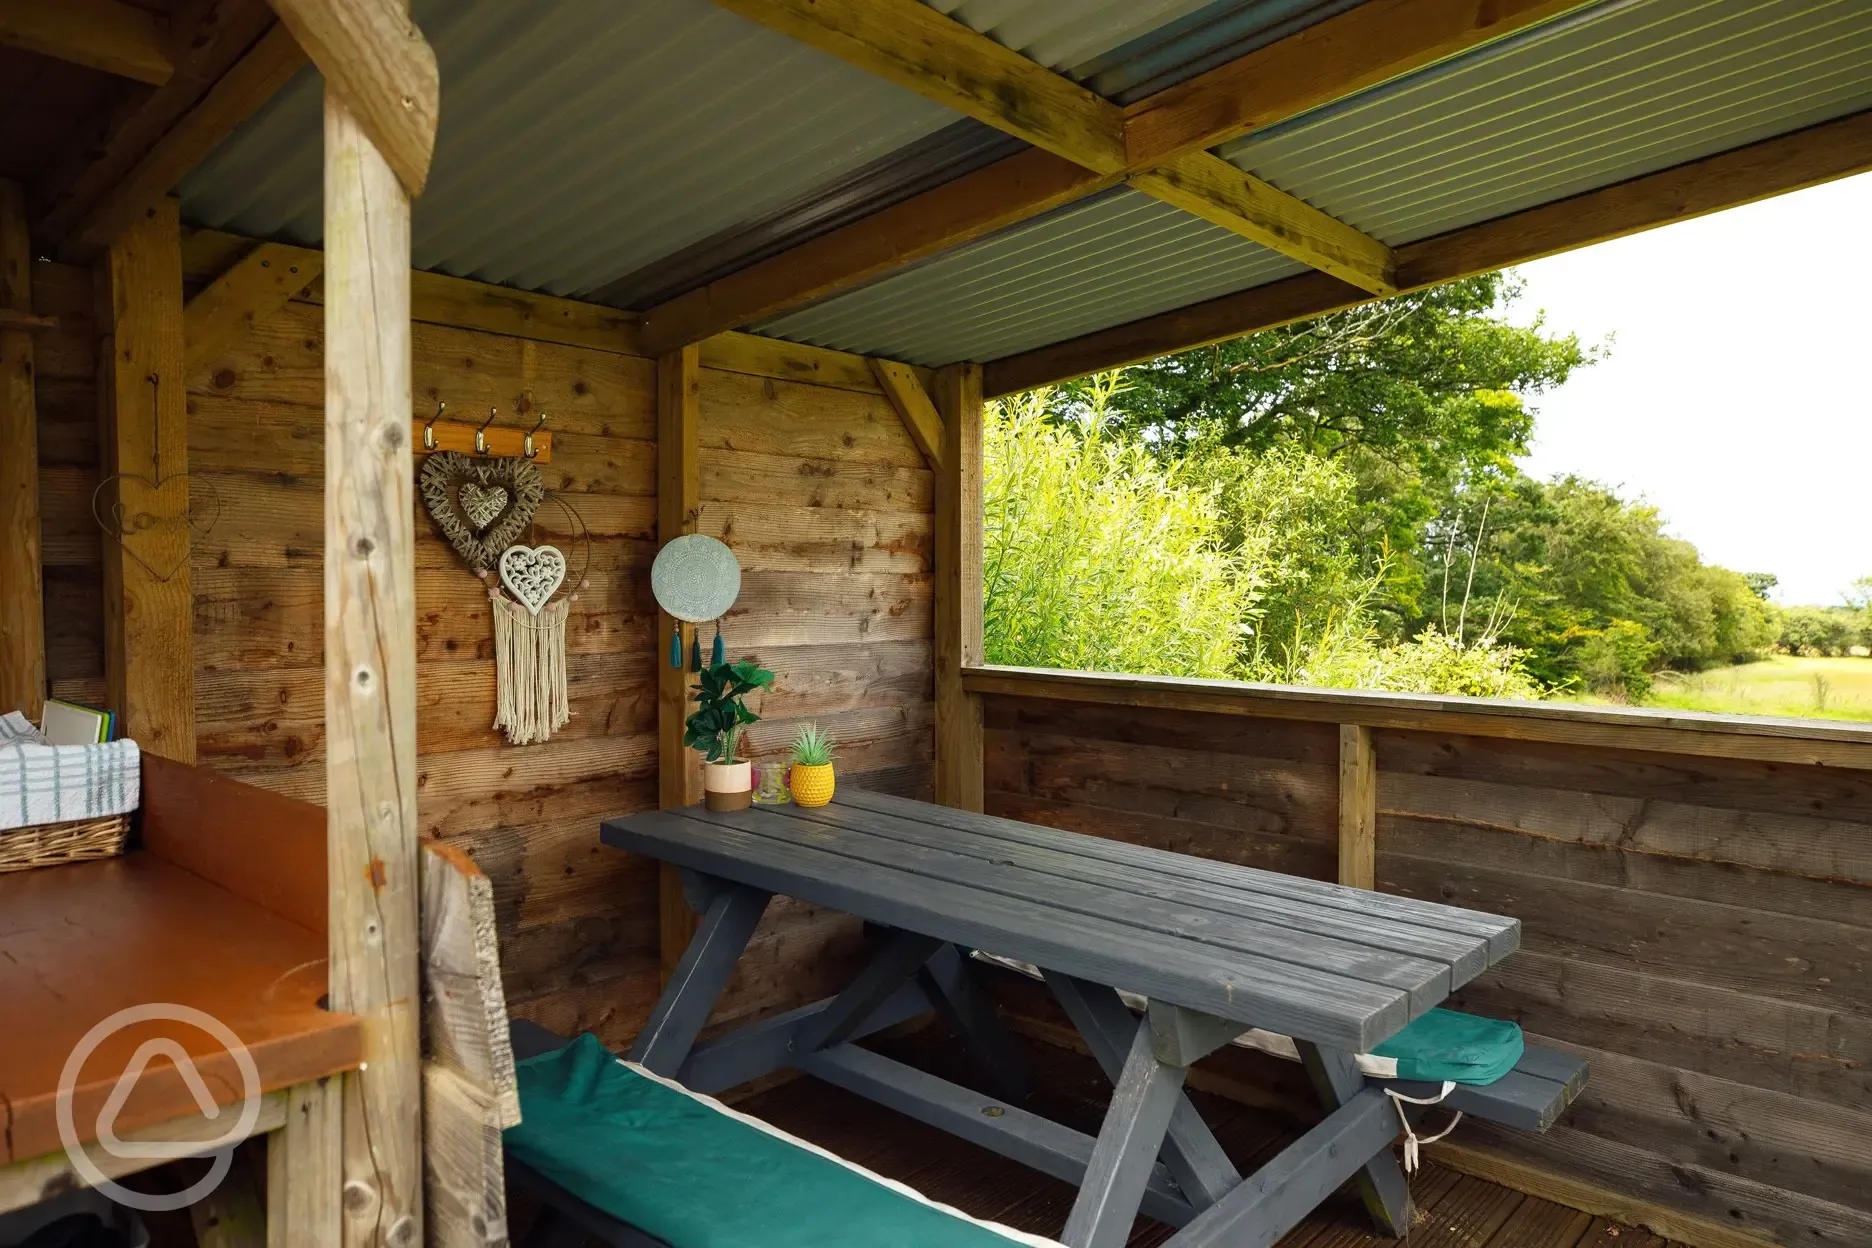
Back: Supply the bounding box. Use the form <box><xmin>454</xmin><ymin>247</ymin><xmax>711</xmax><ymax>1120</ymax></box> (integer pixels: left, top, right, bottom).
<box><xmin>341</xmin><ymin>1180</ymin><xmax>374</xmax><ymax>1212</ymax></box>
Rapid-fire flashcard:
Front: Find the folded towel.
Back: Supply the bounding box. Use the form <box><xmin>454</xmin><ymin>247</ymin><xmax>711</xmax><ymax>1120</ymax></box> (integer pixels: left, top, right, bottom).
<box><xmin>0</xmin><ymin>712</ymin><xmax>141</xmax><ymax>831</ymax></box>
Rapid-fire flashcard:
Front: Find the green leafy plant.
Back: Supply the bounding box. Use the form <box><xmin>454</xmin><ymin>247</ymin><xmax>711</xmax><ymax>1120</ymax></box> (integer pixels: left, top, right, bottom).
<box><xmin>684</xmin><ymin>659</ymin><xmax>775</xmax><ymax>764</ymax></box>
<box><xmin>789</xmin><ymin>723</ymin><xmax>836</xmax><ymax>767</ymax></box>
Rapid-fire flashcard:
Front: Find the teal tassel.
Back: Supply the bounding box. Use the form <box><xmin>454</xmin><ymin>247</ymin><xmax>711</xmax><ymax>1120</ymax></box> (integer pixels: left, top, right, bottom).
<box><xmin>711</xmin><ymin>622</ymin><xmax>725</xmax><ymax>668</ymax></box>
<box><xmin>690</xmin><ymin>631</ymin><xmax>703</xmax><ymax>672</ymax></box>
<box><xmin>669</xmin><ymin>624</ymin><xmax>682</xmax><ymax>669</ymax></box>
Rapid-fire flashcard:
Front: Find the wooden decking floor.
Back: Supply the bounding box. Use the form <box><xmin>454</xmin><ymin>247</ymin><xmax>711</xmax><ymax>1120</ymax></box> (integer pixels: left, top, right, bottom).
<box><xmin>731</xmin><ymin>1029</ymin><xmax>1677</xmax><ymax>1248</ymax></box>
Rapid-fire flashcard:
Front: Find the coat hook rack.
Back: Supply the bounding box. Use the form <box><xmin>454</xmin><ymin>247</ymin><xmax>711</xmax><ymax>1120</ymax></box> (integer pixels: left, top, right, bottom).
<box><xmin>412</xmin><ymin>400</ymin><xmax>554</xmax><ymax>464</ymax></box>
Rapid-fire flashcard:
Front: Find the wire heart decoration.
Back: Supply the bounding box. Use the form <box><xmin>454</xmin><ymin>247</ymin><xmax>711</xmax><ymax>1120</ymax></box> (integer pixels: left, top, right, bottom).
<box><xmin>90</xmin><ymin>472</ymin><xmax>221</xmax><ymax>584</ymax></box>
<box><xmin>420</xmin><ymin>450</ymin><xmax>545</xmax><ymax>571</ymax></box>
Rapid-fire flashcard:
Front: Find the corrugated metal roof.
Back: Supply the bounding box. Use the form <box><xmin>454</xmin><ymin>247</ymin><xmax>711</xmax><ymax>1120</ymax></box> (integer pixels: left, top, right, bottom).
<box><xmin>1224</xmin><ymin>0</ymin><xmax>1872</xmax><ymax>245</ymax></box>
<box><xmin>183</xmin><ymin>0</ymin><xmax>1382</xmax><ymax>309</ymax></box>
<box><xmin>920</xmin><ymin>0</ymin><xmax>1223</xmax><ymax>80</ymax></box>
<box><xmin>755</xmin><ymin>188</ymin><xmax>1307</xmax><ymax>367</ymax></box>
<box><xmin>181</xmin><ymin>0</ymin><xmax>967</xmax><ymax>298</ymax></box>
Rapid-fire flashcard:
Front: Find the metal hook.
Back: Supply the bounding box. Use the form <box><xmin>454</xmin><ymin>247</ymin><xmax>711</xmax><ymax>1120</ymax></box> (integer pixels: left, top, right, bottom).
<box><xmin>424</xmin><ymin>400</ymin><xmax>445</xmax><ymax>451</ymax></box>
<box><xmin>475</xmin><ymin>406</ymin><xmax>498</xmax><ymax>455</ymax></box>
<box><xmin>524</xmin><ymin>411</ymin><xmax>547</xmax><ymax>460</ymax></box>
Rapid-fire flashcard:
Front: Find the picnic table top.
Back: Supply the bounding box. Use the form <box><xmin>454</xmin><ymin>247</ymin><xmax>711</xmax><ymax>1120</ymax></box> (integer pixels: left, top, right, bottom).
<box><xmin>602</xmin><ymin>789</ymin><xmax>1518</xmax><ymax>1052</ymax></box>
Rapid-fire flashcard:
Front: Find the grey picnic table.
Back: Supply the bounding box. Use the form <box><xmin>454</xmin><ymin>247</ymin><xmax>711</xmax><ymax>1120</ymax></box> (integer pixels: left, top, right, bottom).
<box><xmin>601</xmin><ymin>788</ymin><xmax>1521</xmax><ymax>1248</ymax></box>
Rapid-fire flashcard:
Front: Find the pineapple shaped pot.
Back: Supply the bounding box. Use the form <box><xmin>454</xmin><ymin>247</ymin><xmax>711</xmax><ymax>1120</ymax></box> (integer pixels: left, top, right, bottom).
<box><xmin>789</xmin><ymin>723</ymin><xmax>837</xmax><ymax>808</ymax></box>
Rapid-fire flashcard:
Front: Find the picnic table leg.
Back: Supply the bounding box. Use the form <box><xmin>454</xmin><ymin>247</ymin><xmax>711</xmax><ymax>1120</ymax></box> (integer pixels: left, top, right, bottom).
<box><xmin>1044</xmin><ymin>972</ymin><xmax>1241</xmax><ymax>1211</ymax></box>
<box><xmin>1061</xmin><ymin>1010</ymin><xmax>1189</xmax><ymax>1248</ymax></box>
<box><xmin>1296</xmin><ymin>1041</ymin><xmax>1412</xmax><ymax>1237</ymax></box>
<box><xmin>627</xmin><ymin>879</ymin><xmax>770</xmax><ymax>1076</ymax></box>
<box><xmin>794</xmin><ymin>928</ymin><xmax>945</xmax><ymax>1052</ymax></box>
<box><xmin>921</xmin><ymin>945</ymin><xmax>1032</xmax><ymax>1103</ymax></box>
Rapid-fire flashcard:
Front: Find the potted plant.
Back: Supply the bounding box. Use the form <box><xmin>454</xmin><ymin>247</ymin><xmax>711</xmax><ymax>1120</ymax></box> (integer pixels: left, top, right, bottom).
<box><xmin>789</xmin><ymin>723</ymin><xmax>837</xmax><ymax>808</ymax></box>
<box><xmin>685</xmin><ymin>659</ymin><xmax>775</xmax><ymax>810</ymax></box>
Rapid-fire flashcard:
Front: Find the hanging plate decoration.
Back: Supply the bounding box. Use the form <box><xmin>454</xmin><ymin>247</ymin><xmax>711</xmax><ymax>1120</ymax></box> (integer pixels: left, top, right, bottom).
<box><xmin>651</xmin><ymin>534</ymin><xmax>741</xmax><ymax>623</ymax></box>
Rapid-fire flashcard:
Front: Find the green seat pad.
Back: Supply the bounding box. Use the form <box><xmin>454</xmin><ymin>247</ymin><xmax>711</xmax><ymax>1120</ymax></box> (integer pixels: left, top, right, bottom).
<box><xmin>1370</xmin><ymin>1008</ymin><xmax>1524</xmax><ymax>1085</ymax></box>
<box><xmin>506</xmin><ymin>1034</ymin><xmax>1055</xmax><ymax>1248</ymax></box>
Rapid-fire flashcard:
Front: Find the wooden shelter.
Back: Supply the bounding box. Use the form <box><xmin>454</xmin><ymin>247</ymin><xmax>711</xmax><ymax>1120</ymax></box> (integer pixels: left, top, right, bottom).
<box><xmin>0</xmin><ymin>0</ymin><xmax>1869</xmax><ymax>1244</ymax></box>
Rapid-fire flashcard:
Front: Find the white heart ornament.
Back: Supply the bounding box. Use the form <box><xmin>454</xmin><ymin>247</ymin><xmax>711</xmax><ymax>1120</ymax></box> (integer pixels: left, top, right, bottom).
<box><xmin>499</xmin><ymin>544</ymin><xmax>567</xmax><ymax>617</ymax></box>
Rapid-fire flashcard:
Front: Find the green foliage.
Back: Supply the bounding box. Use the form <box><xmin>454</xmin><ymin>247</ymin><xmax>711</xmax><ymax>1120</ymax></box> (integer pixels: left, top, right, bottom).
<box><xmin>684</xmin><ymin>659</ymin><xmax>775</xmax><ymax>763</ymax></box>
<box><xmin>1183</xmin><ymin>445</ymin><xmax>1372</xmax><ymax>675</ymax></box>
<box><xmin>982</xmin><ymin>270</ymin><xmax>1789</xmax><ymax>709</ymax></box>
<box><xmin>1780</xmin><ymin>607</ymin><xmax>1858</xmax><ymax>657</ymax></box>
<box><xmin>1295</xmin><ymin>626</ymin><xmax>1545</xmax><ymax>701</ymax></box>
<box><xmin>789</xmin><ymin>722</ymin><xmax>836</xmax><ymax>767</ymax></box>
<box><xmin>982</xmin><ymin>384</ymin><xmax>1255</xmax><ymax>680</ymax></box>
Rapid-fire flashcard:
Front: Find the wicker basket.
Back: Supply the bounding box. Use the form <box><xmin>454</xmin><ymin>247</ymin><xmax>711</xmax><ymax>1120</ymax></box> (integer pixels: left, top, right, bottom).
<box><xmin>0</xmin><ymin>814</ymin><xmax>132</xmax><ymax>874</ymax></box>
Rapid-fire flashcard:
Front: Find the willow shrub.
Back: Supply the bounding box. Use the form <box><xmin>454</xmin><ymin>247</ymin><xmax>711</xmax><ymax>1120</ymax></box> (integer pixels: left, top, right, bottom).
<box><xmin>983</xmin><ymin>388</ymin><xmax>1255</xmax><ymax>679</ymax></box>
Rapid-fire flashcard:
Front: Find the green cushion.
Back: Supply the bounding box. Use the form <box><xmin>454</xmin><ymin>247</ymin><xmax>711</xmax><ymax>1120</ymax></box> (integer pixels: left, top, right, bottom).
<box><xmin>505</xmin><ymin>1034</ymin><xmax>1051</xmax><ymax>1248</ymax></box>
<box><xmin>1370</xmin><ymin>1008</ymin><xmax>1524</xmax><ymax>1085</ymax></box>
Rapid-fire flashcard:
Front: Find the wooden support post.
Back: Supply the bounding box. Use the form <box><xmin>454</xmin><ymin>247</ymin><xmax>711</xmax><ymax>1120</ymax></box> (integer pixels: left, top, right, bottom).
<box><xmin>1337</xmin><ymin>724</ymin><xmax>1376</xmax><ymax>889</ymax></box>
<box><xmin>933</xmin><ymin>363</ymin><xmax>984</xmax><ymax>810</ymax></box>
<box><xmin>657</xmin><ymin>344</ymin><xmax>703</xmax><ymax>981</ymax></box>
<box><xmin>98</xmin><ymin>197</ymin><xmax>194</xmax><ymax>759</ymax></box>
<box><xmin>324</xmin><ymin>82</ymin><xmax>422</xmax><ymax>1248</ymax></box>
<box><xmin>267</xmin><ymin>1078</ymin><xmax>343</xmax><ymax>1248</ymax></box>
<box><xmin>0</xmin><ymin>180</ymin><xmax>44</xmax><ymax>719</ymax></box>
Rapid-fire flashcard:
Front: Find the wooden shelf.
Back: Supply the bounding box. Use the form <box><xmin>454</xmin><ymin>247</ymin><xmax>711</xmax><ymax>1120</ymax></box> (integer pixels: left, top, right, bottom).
<box><xmin>0</xmin><ymin>758</ymin><xmax>361</xmax><ymax>1167</ymax></box>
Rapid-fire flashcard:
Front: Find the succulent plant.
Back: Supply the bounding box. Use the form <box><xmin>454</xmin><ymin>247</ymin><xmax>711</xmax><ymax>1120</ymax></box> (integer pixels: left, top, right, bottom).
<box><xmin>789</xmin><ymin>722</ymin><xmax>837</xmax><ymax>768</ymax></box>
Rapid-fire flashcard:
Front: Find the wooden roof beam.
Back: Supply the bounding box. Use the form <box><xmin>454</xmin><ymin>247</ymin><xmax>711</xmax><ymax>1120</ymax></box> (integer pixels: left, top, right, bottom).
<box><xmin>711</xmin><ymin>0</ymin><xmax>1127</xmax><ymax>174</ymax></box>
<box><xmin>636</xmin><ymin>148</ymin><xmax>1114</xmax><ymax>356</ymax></box>
<box><xmin>0</xmin><ymin>0</ymin><xmax>173</xmax><ymax>84</ymax></box>
<box><xmin>1132</xmin><ymin>152</ymin><xmax>1394</xmax><ymax>295</ymax></box>
<box><xmin>268</xmin><ymin>0</ymin><xmax>439</xmax><ymax>196</ymax></box>
<box><xmin>683</xmin><ymin>0</ymin><xmax>1395</xmax><ymax>343</ymax></box>
<box><xmin>984</xmin><ymin>107</ymin><xmax>1872</xmax><ymax>397</ymax></box>
<box><xmin>55</xmin><ymin>22</ymin><xmax>306</xmax><ymax>260</ymax></box>
<box><xmin>1123</xmin><ymin>0</ymin><xmax>1595</xmax><ymax>170</ymax></box>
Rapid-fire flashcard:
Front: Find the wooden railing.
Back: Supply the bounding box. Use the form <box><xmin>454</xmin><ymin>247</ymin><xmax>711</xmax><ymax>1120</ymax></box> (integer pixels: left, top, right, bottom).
<box><xmin>964</xmin><ymin>664</ymin><xmax>1872</xmax><ymax>1248</ymax></box>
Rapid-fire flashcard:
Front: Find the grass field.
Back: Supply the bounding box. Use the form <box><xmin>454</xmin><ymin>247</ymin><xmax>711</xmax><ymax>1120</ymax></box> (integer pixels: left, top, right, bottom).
<box><xmin>1640</xmin><ymin>655</ymin><xmax>1872</xmax><ymax>722</ymax></box>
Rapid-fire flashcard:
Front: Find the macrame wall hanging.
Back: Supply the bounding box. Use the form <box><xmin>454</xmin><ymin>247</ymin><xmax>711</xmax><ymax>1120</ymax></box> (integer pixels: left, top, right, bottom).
<box><xmin>418</xmin><ymin>410</ymin><xmax>589</xmax><ymax>746</ymax></box>
<box><xmin>651</xmin><ymin>533</ymin><xmax>741</xmax><ymax>672</ymax></box>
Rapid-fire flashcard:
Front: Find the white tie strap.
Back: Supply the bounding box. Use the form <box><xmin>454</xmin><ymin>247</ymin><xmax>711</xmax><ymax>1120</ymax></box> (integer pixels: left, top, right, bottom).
<box><xmin>1384</xmin><ymin>1081</ymin><xmax>1464</xmax><ymax>1173</ymax></box>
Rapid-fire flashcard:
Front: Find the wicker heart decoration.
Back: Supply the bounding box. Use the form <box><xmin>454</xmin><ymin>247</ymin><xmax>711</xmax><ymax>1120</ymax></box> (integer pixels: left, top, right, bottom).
<box><xmin>419</xmin><ymin>451</ymin><xmax>544</xmax><ymax>571</ymax></box>
<box><xmin>460</xmin><ymin>483</ymin><xmax>510</xmax><ymax>530</ymax></box>
<box><xmin>499</xmin><ymin>544</ymin><xmax>567</xmax><ymax>616</ymax></box>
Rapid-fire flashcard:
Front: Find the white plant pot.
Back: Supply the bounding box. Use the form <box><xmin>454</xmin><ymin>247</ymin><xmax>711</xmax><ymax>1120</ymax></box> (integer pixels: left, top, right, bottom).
<box><xmin>703</xmin><ymin>760</ymin><xmax>752</xmax><ymax>811</ymax></box>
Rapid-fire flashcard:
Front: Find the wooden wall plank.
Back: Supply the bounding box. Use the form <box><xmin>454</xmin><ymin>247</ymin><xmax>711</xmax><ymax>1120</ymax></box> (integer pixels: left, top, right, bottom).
<box><xmin>100</xmin><ymin>196</ymin><xmax>194</xmax><ymax>760</ymax></box>
<box><xmin>0</xmin><ymin>179</ymin><xmax>44</xmax><ymax>717</ymax></box>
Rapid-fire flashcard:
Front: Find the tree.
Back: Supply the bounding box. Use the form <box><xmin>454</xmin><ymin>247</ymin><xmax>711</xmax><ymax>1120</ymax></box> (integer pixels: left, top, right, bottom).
<box><xmin>1742</xmin><ymin>571</ymin><xmax>1779</xmax><ymax>600</ymax></box>
<box><xmin>1781</xmin><ymin>607</ymin><xmax>1855</xmax><ymax>656</ymax></box>
<box><xmin>1056</xmin><ymin>273</ymin><xmax>1592</xmax><ymax>477</ymax></box>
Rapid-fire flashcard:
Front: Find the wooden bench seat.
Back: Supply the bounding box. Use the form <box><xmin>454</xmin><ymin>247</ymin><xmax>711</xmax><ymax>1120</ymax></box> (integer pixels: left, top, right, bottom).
<box><xmin>1380</xmin><ymin>1042</ymin><xmax>1589</xmax><ymax>1133</ymax></box>
<box><xmin>503</xmin><ymin>1020</ymin><xmax>1060</xmax><ymax>1248</ymax></box>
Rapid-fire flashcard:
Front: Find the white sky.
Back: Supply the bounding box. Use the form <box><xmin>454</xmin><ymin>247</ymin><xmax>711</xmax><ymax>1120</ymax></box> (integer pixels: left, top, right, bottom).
<box><xmin>1506</xmin><ymin>170</ymin><xmax>1872</xmax><ymax>607</ymax></box>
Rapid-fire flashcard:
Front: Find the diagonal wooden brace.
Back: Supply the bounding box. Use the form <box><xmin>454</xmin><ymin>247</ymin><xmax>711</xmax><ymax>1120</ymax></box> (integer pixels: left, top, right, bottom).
<box><xmin>792</xmin><ymin>928</ymin><xmax>945</xmax><ymax>1055</ymax></box>
<box><xmin>626</xmin><ymin>881</ymin><xmax>770</xmax><ymax>1076</ymax></box>
<box><xmin>1044</xmin><ymin>972</ymin><xmax>1240</xmax><ymax>1211</ymax></box>
<box><xmin>267</xmin><ymin>0</ymin><xmax>440</xmax><ymax>196</ymax></box>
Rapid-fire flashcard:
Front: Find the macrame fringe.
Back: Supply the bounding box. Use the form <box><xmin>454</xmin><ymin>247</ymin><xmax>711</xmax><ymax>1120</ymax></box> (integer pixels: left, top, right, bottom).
<box><xmin>491</xmin><ymin>590</ymin><xmax>570</xmax><ymax>745</ymax></box>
